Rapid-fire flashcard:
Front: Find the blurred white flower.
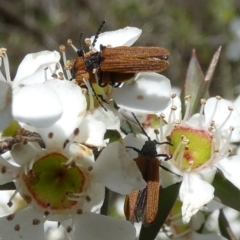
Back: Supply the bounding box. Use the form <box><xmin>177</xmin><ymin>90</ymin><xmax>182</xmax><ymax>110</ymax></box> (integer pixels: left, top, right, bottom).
<box><xmin>164</xmin><ymin>199</ymin><xmax>227</xmax><ymax>240</ymax></box>
<box><xmin>226</xmin><ymin>17</ymin><xmax>240</xmax><ymax>61</ymax></box>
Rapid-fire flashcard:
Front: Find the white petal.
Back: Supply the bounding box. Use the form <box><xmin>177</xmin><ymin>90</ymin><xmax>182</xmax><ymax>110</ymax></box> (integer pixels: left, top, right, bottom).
<box><xmin>171</xmin><ymin>86</ymin><xmax>181</xmax><ymax>96</ymax></box>
<box><xmin>0</xmin><ymin>81</ymin><xmax>13</xmax><ymax>130</ymax></box>
<box><xmin>191</xmin><ymin>211</ymin><xmax>205</xmax><ymax>231</ymax></box>
<box><xmin>204</xmin><ymin>97</ymin><xmax>237</xmax><ymax>130</ymax></box>
<box><xmin>0</xmin><ymin>155</ymin><xmax>18</xmax><ymax>184</ymax></box>
<box><xmin>69</xmin><ymin>143</ymin><xmax>95</xmax><ymax>165</ymax></box>
<box><xmin>160</xmin><ymin>161</ymin><xmax>183</xmax><ymax>188</ymax></box>
<box><xmin>44</xmin><ymin>221</ymin><xmax>66</xmax><ymax>240</ymax></box>
<box><xmin>161</xmin><ymin>95</ymin><xmax>182</xmax><ymax>121</ymax></box>
<box><xmin>91</xmin><ymin>27</ymin><xmax>142</xmax><ymax>52</ymax></box>
<box><xmin>0</xmin><ymin>172</ymin><xmax>16</xmax><ymax>185</ymax></box>
<box><xmin>216</xmin><ymin>156</ymin><xmax>240</xmax><ymax>190</ymax></box>
<box><xmin>124</xmin><ymin>133</ymin><xmax>147</xmax><ymax>159</ymax></box>
<box><xmin>192</xmin><ymin>232</ymin><xmax>227</xmax><ymax>240</ymax></box>
<box><xmin>92</xmin><ymin>101</ymin><xmax>120</xmax><ymax>131</ymax></box>
<box><xmin>185</xmin><ymin>113</ymin><xmax>202</xmax><ymax>126</ymax></box>
<box><xmin>233</xmin><ymin>95</ymin><xmax>240</xmax><ymax>113</ymax></box>
<box><xmin>12</xmin><ymin>83</ymin><xmax>62</xmax><ymax>127</ymax></box>
<box><xmin>36</xmin><ymin>80</ymin><xmax>86</xmax><ymax>148</ymax></box>
<box><xmin>75</xmin><ymin>113</ymin><xmax>106</xmax><ymax>147</ymax></box>
<box><xmin>13</xmin><ymin>51</ymin><xmax>60</xmax><ymax>85</ymax></box>
<box><xmin>74</xmin><ymin>212</ymin><xmax>136</xmax><ymax>240</ymax></box>
<box><xmin>92</xmin><ymin>141</ymin><xmax>146</xmax><ymax>195</ymax></box>
<box><xmin>228</xmin><ymin>118</ymin><xmax>240</xmax><ymax>142</ymax></box>
<box><xmin>11</xmin><ymin>142</ymin><xmax>42</xmax><ymax>166</ymax></box>
<box><xmin>198</xmin><ymin>167</ymin><xmax>217</xmax><ymax>184</ymax></box>
<box><xmin>203</xmin><ymin>200</ymin><xmax>224</xmax><ymax>212</ymax></box>
<box><xmin>118</xmin><ymin>108</ymin><xmax>148</xmax><ymax>125</ymax></box>
<box><xmin>84</xmin><ymin>182</ymin><xmax>105</xmax><ymax>212</ymax></box>
<box><xmin>180</xmin><ymin>173</ymin><xmax>214</xmax><ymax>223</ymax></box>
<box><xmin>112</xmin><ymin>73</ymin><xmax>171</xmax><ymax>114</ymax></box>
<box><xmin>229</xmin><ymin>97</ymin><xmax>240</xmax><ymax>130</ymax></box>
<box><xmin>0</xmin><ymin>206</ymin><xmax>45</xmax><ymax>240</ymax></box>
<box><xmin>226</xmin><ymin>125</ymin><xmax>240</xmax><ymax>142</ymax></box>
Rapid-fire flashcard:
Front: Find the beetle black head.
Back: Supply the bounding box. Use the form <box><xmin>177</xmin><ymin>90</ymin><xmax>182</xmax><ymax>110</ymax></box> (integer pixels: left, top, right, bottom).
<box><xmin>141</xmin><ymin>140</ymin><xmax>158</xmax><ymax>160</ymax></box>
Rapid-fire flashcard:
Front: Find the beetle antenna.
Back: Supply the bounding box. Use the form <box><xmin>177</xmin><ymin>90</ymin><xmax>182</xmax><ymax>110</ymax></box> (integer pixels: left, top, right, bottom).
<box><xmin>131</xmin><ymin>113</ymin><xmax>151</xmax><ymax>141</ymax></box>
<box><xmin>92</xmin><ymin>20</ymin><xmax>106</xmax><ymax>47</ymax></box>
<box><xmin>77</xmin><ymin>32</ymin><xmax>85</xmax><ymax>57</ymax></box>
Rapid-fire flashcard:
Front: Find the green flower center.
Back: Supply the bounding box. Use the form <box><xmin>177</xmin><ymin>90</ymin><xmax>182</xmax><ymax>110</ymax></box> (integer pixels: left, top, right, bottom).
<box><xmin>23</xmin><ymin>153</ymin><xmax>85</xmax><ymax>210</ymax></box>
<box><xmin>169</xmin><ymin>126</ymin><xmax>212</xmax><ymax>169</ymax></box>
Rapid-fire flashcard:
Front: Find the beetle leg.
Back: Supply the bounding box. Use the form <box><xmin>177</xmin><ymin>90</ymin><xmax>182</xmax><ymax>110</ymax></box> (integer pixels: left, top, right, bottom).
<box><xmin>154</xmin><ymin>140</ymin><xmax>173</xmax><ymax>146</ymax></box>
<box><xmin>98</xmin><ymin>72</ymin><xmax>108</xmax><ymax>87</ymax></box>
<box><xmin>96</xmin><ymin>94</ymin><xmax>108</xmax><ymax>103</ymax></box>
<box><xmin>126</xmin><ymin>146</ymin><xmax>141</xmax><ymax>155</ymax></box>
<box><xmin>155</xmin><ymin>153</ymin><xmax>171</xmax><ymax>160</ymax></box>
<box><xmin>159</xmin><ymin>164</ymin><xmax>182</xmax><ymax>178</ymax></box>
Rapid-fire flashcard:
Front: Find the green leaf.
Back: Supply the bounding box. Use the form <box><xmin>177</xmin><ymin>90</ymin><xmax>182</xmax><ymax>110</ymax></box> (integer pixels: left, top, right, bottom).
<box><xmin>202</xmin><ymin>46</ymin><xmax>222</xmax><ymax>95</ymax></box>
<box><xmin>139</xmin><ymin>182</ymin><xmax>181</xmax><ymax>240</ymax></box>
<box><xmin>104</xmin><ymin>130</ymin><xmax>121</xmax><ymax>144</ymax></box>
<box><xmin>213</xmin><ymin>172</ymin><xmax>240</xmax><ymax>211</ymax></box>
<box><xmin>181</xmin><ymin>47</ymin><xmax>221</xmax><ymax>117</ymax></box>
<box><xmin>100</xmin><ymin>188</ymin><xmax>110</xmax><ymax>216</ymax></box>
<box><xmin>181</xmin><ymin>49</ymin><xmax>204</xmax><ymax>116</ymax></box>
<box><xmin>218</xmin><ymin>209</ymin><xmax>237</xmax><ymax>240</ymax></box>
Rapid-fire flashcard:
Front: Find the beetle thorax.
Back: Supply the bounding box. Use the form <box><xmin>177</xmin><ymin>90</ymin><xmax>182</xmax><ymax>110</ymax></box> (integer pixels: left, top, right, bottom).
<box><xmin>141</xmin><ymin>140</ymin><xmax>157</xmax><ymax>160</ymax></box>
<box><xmin>84</xmin><ymin>52</ymin><xmax>102</xmax><ymax>71</ymax></box>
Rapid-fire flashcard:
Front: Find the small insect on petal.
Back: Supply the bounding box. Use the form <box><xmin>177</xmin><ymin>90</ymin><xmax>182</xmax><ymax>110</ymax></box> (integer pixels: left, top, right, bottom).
<box><xmin>73</xmin><ymin>21</ymin><xmax>170</xmax><ymax>88</ymax></box>
<box><xmin>145</xmin><ymin>157</ymin><xmax>160</xmax><ymax>223</ymax></box>
<box><xmin>124</xmin><ymin>113</ymin><xmax>171</xmax><ymax>224</ymax></box>
<box><xmin>124</xmin><ymin>156</ymin><xmax>160</xmax><ymax>223</ymax></box>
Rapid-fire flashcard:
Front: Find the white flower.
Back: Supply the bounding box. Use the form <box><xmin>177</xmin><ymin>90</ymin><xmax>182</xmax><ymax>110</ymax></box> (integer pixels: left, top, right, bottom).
<box><xmin>164</xmin><ymin>199</ymin><xmax>227</xmax><ymax>240</ymax></box>
<box><xmin>158</xmin><ymin>96</ymin><xmax>240</xmax><ymax>223</ymax></box>
<box><xmin>0</xmin><ymin>141</ymin><xmax>144</xmax><ymax>239</ymax></box>
<box><xmin>226</xmin><ymin>17</ymin><xmax>240</xmax><ymax>61</ymax></box>
<box><xmin>0</xmin><ymin>86</ymin><xmax>145</xmax><ymax>239</ymax></box>
<box><xmin>0</xmin><ymin>49</ymin><xmax>65</xmax><ymax>129</ymax></box>
<box><xmin>122</xmin><ymin>96</ymin><xmax>240</xmax><ymax>224</ymax></box>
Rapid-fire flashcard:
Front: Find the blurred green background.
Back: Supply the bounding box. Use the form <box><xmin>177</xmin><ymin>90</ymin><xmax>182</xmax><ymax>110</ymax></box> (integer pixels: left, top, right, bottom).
<box><xmin>1</xmin><ymin>0</ymin><xmax>240</xmax><ymax>99</ymax></box>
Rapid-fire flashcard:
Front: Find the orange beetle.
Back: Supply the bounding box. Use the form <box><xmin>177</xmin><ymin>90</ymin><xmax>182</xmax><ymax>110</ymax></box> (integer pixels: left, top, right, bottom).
<box><xmin>73</xmin><ymin>21</ymin><xmax>169</xmax><ymax>87</ymax></box>
<box><xmin>124</xmin><ymin>114</ymin><xmax>172</xmax><ymax>224</ymax></box>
